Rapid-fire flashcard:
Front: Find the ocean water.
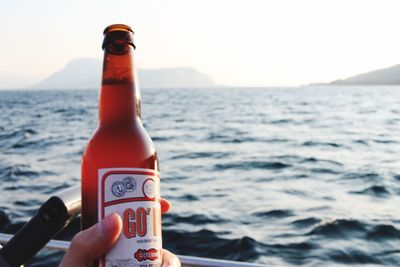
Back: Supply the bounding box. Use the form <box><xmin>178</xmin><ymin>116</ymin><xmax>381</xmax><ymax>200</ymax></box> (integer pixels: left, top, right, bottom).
<box><xmin>0</xmin><ymin>86</ymin><xmax>399</xmax><ymax>266</ymax></box>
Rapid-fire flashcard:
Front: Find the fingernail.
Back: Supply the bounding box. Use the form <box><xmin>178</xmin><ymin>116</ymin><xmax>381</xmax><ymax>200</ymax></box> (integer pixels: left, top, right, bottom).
<box><xmin>96</xmin><ymin>213</ymin><xmax>120</xmax><ymax>236</ymax></box>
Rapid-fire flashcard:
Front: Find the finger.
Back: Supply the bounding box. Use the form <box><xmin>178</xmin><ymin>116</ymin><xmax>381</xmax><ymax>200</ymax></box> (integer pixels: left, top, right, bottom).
<box><xmin>59</xmin><ymin>213</ymin><xmax>122</xmax><ymax>267</ymax></box>
<box><xmin>162</xmin><ymin>249</ymin><xmax>181</xmax><ymax>267</ymax></box>
<box><xmin>160</xmin><ymin>198</ymin><xmax>171</xmax><ymax>214</ymax></box>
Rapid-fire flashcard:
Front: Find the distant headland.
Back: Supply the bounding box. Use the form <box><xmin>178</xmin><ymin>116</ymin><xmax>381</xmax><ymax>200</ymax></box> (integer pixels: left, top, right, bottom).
<box><xmin>309</xmin><ymin>64</ymin><xmax>400</xmax><ymax>86</ymax></box>
<box><xmin>36</xmin><ymin>60</ymin><xmax>400</xmax><ymax>88</ymax></box>
<box><xmin>30</xmin><ymin>58</ymin><xmax>216</xmax><ymax>89</ymax></box>
<box><xmin>3</xmin><ymin>58</ymin><xmax>400</xmax><ymax>89</ymax></box>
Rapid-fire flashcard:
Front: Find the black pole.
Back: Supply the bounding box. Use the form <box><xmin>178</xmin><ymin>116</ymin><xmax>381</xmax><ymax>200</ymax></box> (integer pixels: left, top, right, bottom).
<box><xmin>0</xmin><ymin>185</ymin><xmax>81</xmax><ymax>267</ymax></box>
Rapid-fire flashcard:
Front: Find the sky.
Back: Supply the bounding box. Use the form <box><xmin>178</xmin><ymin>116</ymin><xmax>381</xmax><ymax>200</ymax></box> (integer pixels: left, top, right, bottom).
<box><xmin>1</xmin><ymin>0</ymin><xmax>400</xmax><ymax>87</ymax></box>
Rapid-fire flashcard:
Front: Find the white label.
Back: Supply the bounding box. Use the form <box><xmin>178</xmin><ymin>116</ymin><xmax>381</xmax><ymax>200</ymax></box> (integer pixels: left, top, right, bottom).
<box><xmin>98</xmin><ymin>168</ymin><xmax>162</xmax><ymax>267</ymax></box>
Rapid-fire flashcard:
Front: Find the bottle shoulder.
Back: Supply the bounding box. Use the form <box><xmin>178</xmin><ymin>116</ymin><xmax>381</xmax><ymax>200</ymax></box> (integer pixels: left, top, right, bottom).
<box><xmin>82</xmin><ymin>121</ymin><xmax>156</xmax><ymax>167</ymax></box>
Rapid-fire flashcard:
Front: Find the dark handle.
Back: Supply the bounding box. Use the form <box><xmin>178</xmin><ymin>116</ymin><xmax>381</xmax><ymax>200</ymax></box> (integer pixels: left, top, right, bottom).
<box><xmin>0</xmin><ymin>197</ymin><xmax>69</xmax><ymax>267</ymax></box>
<box><xmin>0</xmin><ymin>254</ymin><xmax>11</xmax><ymax>267</ymax></box>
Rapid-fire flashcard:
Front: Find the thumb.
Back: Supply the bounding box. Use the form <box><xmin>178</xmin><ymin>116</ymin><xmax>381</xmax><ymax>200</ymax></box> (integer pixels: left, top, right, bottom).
<box><xmin>59</xmin><ymin>213</ymin><xmax>122</xmax><ymax>267</ymax></box>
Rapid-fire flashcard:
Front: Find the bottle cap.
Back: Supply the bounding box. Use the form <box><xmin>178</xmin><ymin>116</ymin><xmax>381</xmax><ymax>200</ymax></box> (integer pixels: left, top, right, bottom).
<box><xmin>102</xmin><ymin>24</ymin><xmax>135</xmax><ymax>51</ymax></box>
<box><xmin>103</xmin><ymin>24</ymin><xmax>133</xmax><ymax>34</ymax></box>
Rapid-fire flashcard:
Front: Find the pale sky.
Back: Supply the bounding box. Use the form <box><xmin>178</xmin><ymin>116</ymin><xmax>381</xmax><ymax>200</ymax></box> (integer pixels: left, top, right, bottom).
<box><xmin>2</xmin><ymin>0</ymin><xmax>400</xmax><ymax>86</ymax></box>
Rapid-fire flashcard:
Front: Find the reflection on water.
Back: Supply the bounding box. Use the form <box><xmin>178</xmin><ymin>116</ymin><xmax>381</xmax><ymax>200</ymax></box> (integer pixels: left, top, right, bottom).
<box><xmin>0</xmin><ymin>86</ymin><xmax>399</xmax><ymax>266</ymax></box>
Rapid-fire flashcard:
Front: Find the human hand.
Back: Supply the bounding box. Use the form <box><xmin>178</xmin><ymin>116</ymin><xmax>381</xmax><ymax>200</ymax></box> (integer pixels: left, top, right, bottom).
<box><xmin>59</xmin><ymin>199</ymin><xmax>180</xmax><ymax>267</ymax></box>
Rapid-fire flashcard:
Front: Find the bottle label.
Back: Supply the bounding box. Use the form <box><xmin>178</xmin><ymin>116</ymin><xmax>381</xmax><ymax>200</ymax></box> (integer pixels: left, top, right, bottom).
<box><xmin>98</xmin><ymin>168</ymin><xmax>162</xmax><ymax>267</ymax></box>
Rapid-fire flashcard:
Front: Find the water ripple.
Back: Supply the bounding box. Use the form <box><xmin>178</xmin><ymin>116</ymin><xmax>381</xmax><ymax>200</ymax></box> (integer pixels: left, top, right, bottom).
<box><xmin>1</xmin><ymin>88</ymin><xmax>400</xmax><ymax>266</ymax></box>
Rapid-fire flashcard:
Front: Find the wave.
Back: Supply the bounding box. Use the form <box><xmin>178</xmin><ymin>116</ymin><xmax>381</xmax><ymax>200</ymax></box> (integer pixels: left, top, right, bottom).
<box><xmin>171</xmin><ymin>151</ymin><xmax>231</xmax><ymax>160</ymax></box>
<box><xmin>327</xmin><ymin>248</ymin><xmax>381</xmax><ymax>264</ymax></box>
<box><xmin>270</xmin><ymin>119</ymin><xmax>295</xmax><ymax>124</ymax></box>
<box><xmin>163</xmin><ymin>213</ymin><xmax>228</xmax><ymax>226</ymax></box>
<box><xmin>265</xmin><ymin>242</ymin><xmax>319</xmax><ymax>265</ymax></box>
<box><xmin>206</xmin><ymin>133</ymin><xmax>257</xmax><ymax>143</ymax></box>
<box><xmin>350</xmin><ymin>185</ymin><xmax>390</xmax><ymax>197</ymax></box>
<box><xmin>367</xmin><ymin>224</ymin><xmax>400</xmax><ymax>240</ymax></box>
<box><xmin>372</xmin><ymin>139</ymin><xmax>398</xmax><ymax>144</ymax></box>
<box><xmin>1</xmin><ymin>88</ymin><xmax>400</xmax><ymax>266</ymax></box>
<box><xmin>151</xmin><ymin>136</ymin><xmax>171</xmax><ymax>142</ymax></box>
<box><xmin>301</xmin><ymin>157</ymin><xmax>343</xmax><ymax>166</ymax></box>
<box><xmin>291</xmin><ymin>217</ymin><xmax>321</xmax><ymax>228</ymax></box>
<box><xmin>0</xmin><ymin>128</ymin><xmax>37</xmax><ymax>140</ymax></box>
<box><xmin>214</xmin><ymin>161</ymin><xmax>290</xmax><ymax>171</ymax></box>
<box><xmin>309</xmin><ymin>168</ymin><xmax>341</xmax><ymax>175</ymax></box>
<box><xmin>253</xmin><ymin>209</ymin><xmax>295</xmax><ymax>218</ymax></box>
<box><xmin>302</xmin><ymin>141</ymin><xmax>343</xmax><ymax>148</ymax></box>
<box><xmin>353</xmin><ymin>139</ymin><xmax>369</xmax><ymax>145</ymax></box>
<box><xmin>175</xmin><ymin>194</ymin><xmax>199</xmax><ymax>201</ymax></box>
<box><xmin>162</xmin><ymin>229</ymin><xmax>264</xmax><ymax>262</ymax></box>
<box><xmin>0</xmin><ymin>164</ymin><xmax>40</xmax><ymax>181</ymax></box>
<box><xmin>341</xmin><ymin>172</ymin><xmax>381</xmax><ymax>182</ymax></box>
<box><xmin>306</xmin><ymin>219</ymin><xmax>366</xmax><ymax>238</ymax></box>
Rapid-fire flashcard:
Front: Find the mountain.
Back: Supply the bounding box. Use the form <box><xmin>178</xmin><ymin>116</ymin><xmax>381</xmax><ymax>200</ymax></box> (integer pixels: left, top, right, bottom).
<box><xmin>33</xmin><ymin>58</ymin><xmax>101</xmax><ymax>90</ymax></box>
<box><xmin>32</xmin><ymin>58</ymin><xmax>215</xmax><ymax>89</ymax></box>
<box><xmin>331</xmin><ymin>64</ymin><xmax>400</xmax><ymax>85</ymax></box>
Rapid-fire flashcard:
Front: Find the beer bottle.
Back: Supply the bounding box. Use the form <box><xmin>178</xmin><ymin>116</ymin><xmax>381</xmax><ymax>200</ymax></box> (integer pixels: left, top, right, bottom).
<box><xmin>81</xmin><ymin>24</ymin><xmax>162</xmax><ymax>267</ymax></box>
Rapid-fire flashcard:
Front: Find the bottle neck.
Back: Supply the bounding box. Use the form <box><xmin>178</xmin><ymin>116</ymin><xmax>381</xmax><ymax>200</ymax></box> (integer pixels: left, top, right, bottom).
<box><xmin>99</xmin><ymin>46</ymin><xmax>141</xmax><ymax>125</ymax></box>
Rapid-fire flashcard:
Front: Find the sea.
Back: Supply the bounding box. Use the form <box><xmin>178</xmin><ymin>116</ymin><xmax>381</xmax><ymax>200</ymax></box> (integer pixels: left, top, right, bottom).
<box><xmin>0</xmin><ymin>86</ymin><xmax>399</xmax><ymax>266</ymax></box>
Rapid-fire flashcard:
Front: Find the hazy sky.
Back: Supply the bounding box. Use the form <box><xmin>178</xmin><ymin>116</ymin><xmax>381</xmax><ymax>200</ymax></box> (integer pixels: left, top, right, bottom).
<box><xmin>2</xmin><ymin>0</ymin><xmax>400</xmax><ymax>86</ymax></box>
